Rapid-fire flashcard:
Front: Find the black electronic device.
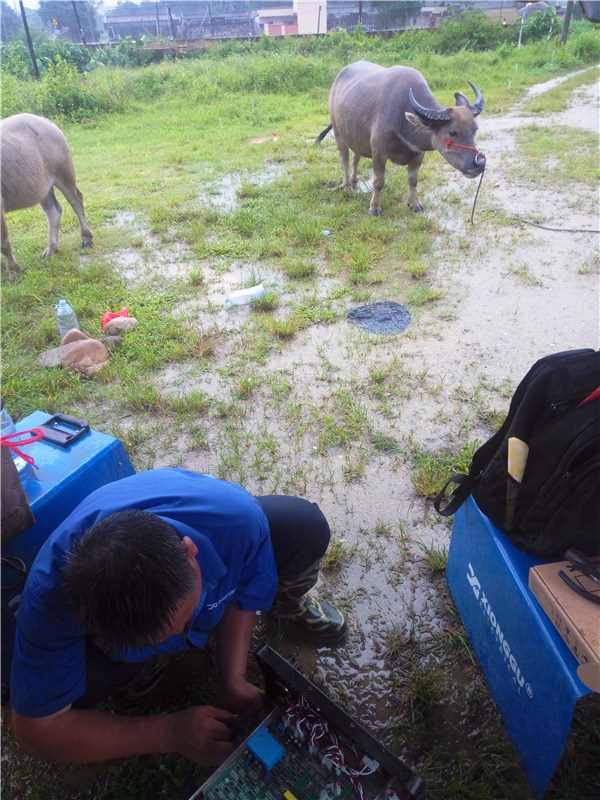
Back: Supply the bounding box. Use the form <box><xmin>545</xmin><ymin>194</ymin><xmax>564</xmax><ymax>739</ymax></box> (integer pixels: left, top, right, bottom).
<box><xmin>190</xmin><ymin>644</ymin><xmax>425</xmax><ymax>800</ymax></box>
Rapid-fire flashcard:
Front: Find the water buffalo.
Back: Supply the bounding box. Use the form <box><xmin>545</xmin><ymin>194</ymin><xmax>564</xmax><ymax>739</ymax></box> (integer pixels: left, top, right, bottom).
<box><xmin>316</xmin><ymin>61</ymin><xmax>485</xmax><ymax>216</ymax></box>
<box><xmin>1</xmin><ymin>113</ymin><xmax>93</xmax><ymax>282</ymax></box>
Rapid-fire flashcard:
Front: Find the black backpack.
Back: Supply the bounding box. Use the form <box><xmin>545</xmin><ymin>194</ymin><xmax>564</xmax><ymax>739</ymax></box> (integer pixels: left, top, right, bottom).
<box><xmin>434</xmin><ymin>349</ymin><xmax>600</xmax><ymax>558</ymax></box>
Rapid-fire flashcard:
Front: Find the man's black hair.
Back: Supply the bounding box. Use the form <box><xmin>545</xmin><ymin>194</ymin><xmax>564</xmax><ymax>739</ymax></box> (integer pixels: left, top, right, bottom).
<box><xmin>62</xmin><ymin>509</ymin><xmax>195</xmax><ymax>654</ymax></box>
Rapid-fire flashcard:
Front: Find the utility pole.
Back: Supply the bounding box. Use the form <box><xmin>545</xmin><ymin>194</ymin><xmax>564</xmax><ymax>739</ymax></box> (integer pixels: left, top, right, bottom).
<box><xmin>561</xmin><ymin>0</ymin><xmax>574</xmax><ymax>44</ymax></box>
<box><xmin>19</xmin><ymin>0</ymin><xmax>39</xmax><ymax>78</ymax></box>
<box><xmin>72</xmin><ymin>1</ymin><xmax>87</xmax><ymax>45</ymax></box>
<box><xmin>86</xmin><ymin>1</ymin><xmax>95</xmax><ymax>43</ymax></box>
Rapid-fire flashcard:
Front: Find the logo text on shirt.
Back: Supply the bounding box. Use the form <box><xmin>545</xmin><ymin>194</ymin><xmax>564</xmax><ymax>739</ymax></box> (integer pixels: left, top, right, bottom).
<box><xmin>206</xmin><ymin>588</ymin><xmax>235</xmax><ymax>611</ymax></box>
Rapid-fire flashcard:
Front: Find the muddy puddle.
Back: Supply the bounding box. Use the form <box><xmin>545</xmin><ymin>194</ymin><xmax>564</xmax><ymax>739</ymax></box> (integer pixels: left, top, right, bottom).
<box><xmin>198</xmin><ymin>163</ymin><xmax>287</xmax><ymax>213</ymax></box>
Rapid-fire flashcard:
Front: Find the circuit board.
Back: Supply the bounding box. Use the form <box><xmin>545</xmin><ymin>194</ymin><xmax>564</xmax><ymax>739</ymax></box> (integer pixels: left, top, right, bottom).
<box><xmin>197</xmin><ymin>708</ymin><xmax>355</xmax><ymax>800</ymax></box>
<box><xmin>190</xmin><ymin>645</ymin><xmax>425</xmax><ymax>800</ymax></box>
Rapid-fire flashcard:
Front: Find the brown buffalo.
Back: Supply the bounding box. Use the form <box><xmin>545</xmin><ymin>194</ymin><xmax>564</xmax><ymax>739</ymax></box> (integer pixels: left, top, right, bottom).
<box><xmin>1</xmin><ymin>113</ymin><xmax>93</xmax><ymax>282</ymax></box>
<box><xmin>317</xmin><ymin>61</ymin><xmax>486</xmax><ymax>216</ymax></box>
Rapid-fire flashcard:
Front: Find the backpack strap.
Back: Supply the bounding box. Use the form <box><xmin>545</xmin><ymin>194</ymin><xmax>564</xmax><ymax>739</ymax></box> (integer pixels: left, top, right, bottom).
<box><xmin>433</xmin><ymin>473</ymin><xmax>477</xmax><ymax>516</ymax></box>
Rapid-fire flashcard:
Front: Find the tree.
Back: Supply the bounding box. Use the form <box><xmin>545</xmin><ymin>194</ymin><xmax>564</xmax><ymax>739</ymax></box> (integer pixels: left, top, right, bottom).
<box><xmin>372</xmin><ymin>1</ymin><xmax>420</xmax><ymax>29</ymax></box>
<box><xmin>1</xmin><ymin>1</ymin><xmax>21</xmax><ymax>43</ymax></box>
<box><xmin>37</xmin><ymin>1</ymin><xmax>102</xmax><ymax>42</ymax></box>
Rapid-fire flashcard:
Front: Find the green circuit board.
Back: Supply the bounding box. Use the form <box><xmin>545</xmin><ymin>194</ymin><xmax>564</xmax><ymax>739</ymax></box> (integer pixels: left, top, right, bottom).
<box><xmin>199</xmin><ymin>713</ymin><xmax>355</xmax><ymax>800</ymax></box>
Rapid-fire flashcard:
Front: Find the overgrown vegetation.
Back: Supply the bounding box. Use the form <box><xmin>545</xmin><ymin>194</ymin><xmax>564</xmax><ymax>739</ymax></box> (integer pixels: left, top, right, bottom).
<box><xmin>2</xmin><ymin>9</ymin><xmax>599</xmax><ymax>120</ymax></box>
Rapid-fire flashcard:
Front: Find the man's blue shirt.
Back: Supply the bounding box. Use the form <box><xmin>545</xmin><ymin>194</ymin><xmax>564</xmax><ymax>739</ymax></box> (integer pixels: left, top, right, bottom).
<box><xmin>11</xmin><ymin>469</ymin><xmax>278</xmax><ymax>718</ymax></box>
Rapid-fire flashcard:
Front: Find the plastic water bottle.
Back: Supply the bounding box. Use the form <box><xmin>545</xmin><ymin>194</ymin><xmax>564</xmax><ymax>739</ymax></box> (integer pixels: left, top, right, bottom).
<box><xmin>55</xmin><ymin>299</ymin><xmax>80</xmax><ymax>339</ymax></box>
<box><xmin>0</xmin><ymin>399</ymin><xmax>27</xmax><ymax>473</ymax></box>
<box><xmin>224</xmin><ymin>284</ymin><xmax>266</xmax><ymax>308</ymax></box>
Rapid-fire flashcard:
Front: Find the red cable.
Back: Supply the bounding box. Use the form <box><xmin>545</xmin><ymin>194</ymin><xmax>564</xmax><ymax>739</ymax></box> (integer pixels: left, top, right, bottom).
<box><xmin>0</xmin><ymin>428</ymin><xmax>45</xmax><ymax>469</ymax></box>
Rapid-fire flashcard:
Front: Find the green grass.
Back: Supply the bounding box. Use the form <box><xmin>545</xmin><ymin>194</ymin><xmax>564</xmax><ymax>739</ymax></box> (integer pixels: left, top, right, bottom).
<box><xmin>522</xmin><ymin>65</ymin><xmax>600</xmax><ymax>114</ymax></box>
<box><xmin>512</xmin><ymin>124</ymin><xmax>600</xmax><ymax>188</ymax></box>
<box><xmin>407</xmin><ymin>440</ymin><xmax>479</xmax><ymax>500</ymax></box>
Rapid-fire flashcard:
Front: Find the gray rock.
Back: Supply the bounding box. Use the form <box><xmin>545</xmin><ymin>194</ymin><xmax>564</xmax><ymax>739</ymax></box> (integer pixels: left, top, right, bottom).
<box><xmin>60</xmin><ymin>329</ymin><xmax>91</xmax><ymax>346</ymax></box>
<box><xmin>36</xmin><ymin>342</ymin><xmax>81</xmax><ymax>367</ymax></box>
<box><xmin>61</xmin><ymin>339</ymin><xmax>110</xmax><ymax>377</ymax></box>
<box><xmin>99</xmin><ymin>336</ymin><xmax>124</xmax><ymax>350</ymax></box>
<box><xmin>104</xmin><ymin>317</ymin><xmax>138</xmax><ymax>336</ymax></box>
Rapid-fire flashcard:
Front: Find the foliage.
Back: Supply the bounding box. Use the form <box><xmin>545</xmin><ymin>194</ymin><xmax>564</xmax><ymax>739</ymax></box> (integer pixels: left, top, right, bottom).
<box><xmin>0</xmin><ymin>0</ymin><xmax>20</xmax><ymax>43</ymax></box>
<box><xmin>519</xmin><ymin>6</ymin><xmax>561</xmax><ymax>45</ymax></box>
<box><xmin>38</xmin><ymin>0</ymin><xmax>101</xmax><ymax>42</ymax></box>
<box><xmin>372</xmin><ymin>1</ymin><xmax>418</xmax><ymax>29</ymax></box>
<box><xmin>2</xmin><ymin>10</ymin><xmax>598</xmax><ymax>89</ymax></box>
<box><xmin>36</xmin><ymin>57</ymin><xmax>117</xmax><ymax>121</ymax></box>
<box><xmin>1</xmin><ymin>15</ymin><xmax>598</xmax><ymax>125</ymax></box>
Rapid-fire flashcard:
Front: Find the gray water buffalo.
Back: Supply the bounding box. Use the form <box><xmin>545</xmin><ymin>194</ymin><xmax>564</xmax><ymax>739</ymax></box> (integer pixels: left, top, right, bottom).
<box><xmin>316</xmin><ymin>61</ymin><xmax>485</xmax><ymax>216</ymax></box>
<box><xmin>1</xmin><ymin>113</ymin><xmax>93</xmax><ymax>282</ymax></box>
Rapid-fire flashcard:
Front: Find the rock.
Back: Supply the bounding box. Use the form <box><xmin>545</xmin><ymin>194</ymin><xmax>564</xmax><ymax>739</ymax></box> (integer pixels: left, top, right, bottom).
<box><xmin>104</xmin><ymin>317</ymin><xmax>138</xmax><ymax>336</ymax></box>
<box><xmin>36</xmin><ymin>342</ymin><xmax>82</xmax><ymax>367</ymax></box>
<box><xmin>61</xmin><ymin>339</ymin><xmax>110</xmax><ymax>376</ymax></box>
<box><xmin>61</xmin><ymin>329</ymin><xmax>91</xmax><ymax>346</ymax></box>
<box><xmin>99</xmin><ymin>336</ymin><xmax>124</xmax><ymax>350</ymax></box>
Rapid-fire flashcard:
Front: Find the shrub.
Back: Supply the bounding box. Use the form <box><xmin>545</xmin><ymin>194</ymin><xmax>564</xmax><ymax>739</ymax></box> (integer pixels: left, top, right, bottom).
<box><xmin>0</xmin><ymin>38</ymin><xmax>94</xmax><ymax>78</ymax></box>
<box><xmin>0</xmin><ymin>72</ymin><xmax>39</xmax><ymax>117</ymax></box>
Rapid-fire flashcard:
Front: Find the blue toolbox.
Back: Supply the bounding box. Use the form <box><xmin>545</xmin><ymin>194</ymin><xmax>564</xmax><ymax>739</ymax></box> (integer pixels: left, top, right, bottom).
<box><xmin>446</xmin><ymin>496</ymin><xmax>594</xmax><ymax>799</ymax></box>
<box><xmin>1</xmin><ymin>410</ymin><xmax>135</xmax><ymax>691</ymax></box>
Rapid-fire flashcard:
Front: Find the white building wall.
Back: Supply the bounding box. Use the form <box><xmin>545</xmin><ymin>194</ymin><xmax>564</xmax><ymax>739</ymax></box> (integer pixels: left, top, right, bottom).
<box><xmin>293</xmin><ymin>0</ymin><xmax>327</xmax><ymax>34</ymax></box>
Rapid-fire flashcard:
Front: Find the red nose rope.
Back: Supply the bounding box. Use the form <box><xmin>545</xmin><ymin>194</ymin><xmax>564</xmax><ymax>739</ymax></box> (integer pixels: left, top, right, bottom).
<box><xmin>445</xmin><ymin>140</ymin><xmax>482</xmax><ymax>154</ymax></box>
<box><xmin>445</xmin><ymin>140</ymin><xmax>486</xmax><ymax>225</ymax></box>
<box><xmin>1</xmin><ymin>428</ymin><xmax>45</xmax><ymax>469</ymax></box>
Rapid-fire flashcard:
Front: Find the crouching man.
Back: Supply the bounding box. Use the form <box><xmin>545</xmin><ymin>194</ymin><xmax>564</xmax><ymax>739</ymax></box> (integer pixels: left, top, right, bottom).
<box><xmin>10</xmin><ymin>468</ymin><xmax>346</xmax><ymax>765</ymax></box>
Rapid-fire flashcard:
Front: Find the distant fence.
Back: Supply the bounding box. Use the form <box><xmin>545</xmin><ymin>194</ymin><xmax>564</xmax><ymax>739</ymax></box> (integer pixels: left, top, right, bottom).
<box><xmin>86</xmin><ymin>26</ymin><xmax>421</xmax><ymax>54</ymax></box>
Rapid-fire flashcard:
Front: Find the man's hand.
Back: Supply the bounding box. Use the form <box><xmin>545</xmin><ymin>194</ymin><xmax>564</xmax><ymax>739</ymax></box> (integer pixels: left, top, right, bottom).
<box><xmin>169</xmin><ymin>706</ymin><xmax>238</xmax><ymax>765</ymax></box>
<box><xmin>221</xmin><ymin>678</ymin><xmax>264</xmax><ymax>715</ymax></box>
<box><xmin>13</xmin><ymin>704</ymin><xmax>238</xmax><ymax>765</ymax></box>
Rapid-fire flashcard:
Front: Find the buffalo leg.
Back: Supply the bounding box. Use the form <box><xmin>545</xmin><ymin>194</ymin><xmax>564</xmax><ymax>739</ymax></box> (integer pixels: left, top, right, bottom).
<box><xmin>55</xmin><ymin>179</ymin><xmax>93</xmax><ymax>249</ymax></box>
<box><xmin>407</xmin><ymin>152</ymin><xmax>425</xmax><ymax>212</ymax></box>
<box><xmin>334</xmin><ymin>134</ymin><xmax>352</xmax><ymax>190</ymax></box>
<box><xmin>1</xmin><ymin>205</ymin><xmax>22</xmax><ymax>282</ymax></box>
<box><xmin>40</xmin><ymin>187</ymin><xmax>62</xmax><ymax>258</ymax></box>
<box><xmin>368</xmin><ymin>153</ymin><xmax>387</xmax><ymax>216</ymax></box>
<box><xmin>350</xmin><ymin>152</ymin><xmax>360</xmax><ymax>191</ymax></box>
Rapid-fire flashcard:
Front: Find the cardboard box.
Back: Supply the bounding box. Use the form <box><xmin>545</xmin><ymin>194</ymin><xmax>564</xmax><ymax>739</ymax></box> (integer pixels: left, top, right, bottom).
<box><xmin>529</xmin><ymin>557</ymin><xmax>600</xmax><ymax>693</ymax></box>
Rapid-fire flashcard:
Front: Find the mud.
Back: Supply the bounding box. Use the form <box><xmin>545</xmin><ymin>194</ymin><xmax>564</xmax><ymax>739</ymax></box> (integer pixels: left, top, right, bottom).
<box><xmin>198</xmin><ymin>164</ymin><xmax>287</xmax><ymax>212</ymax></box>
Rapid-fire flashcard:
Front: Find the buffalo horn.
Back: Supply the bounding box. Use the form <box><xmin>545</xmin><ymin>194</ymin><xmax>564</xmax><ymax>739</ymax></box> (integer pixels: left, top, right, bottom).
<box><xmin>408</xmin><ymin>88</ymin><xmax>451</xmax><ymax>122</ymax></box>
<box><xmin>468</xmin><ymin>81</ymin><xmax>485</xmax><ymax>116</ymax></box>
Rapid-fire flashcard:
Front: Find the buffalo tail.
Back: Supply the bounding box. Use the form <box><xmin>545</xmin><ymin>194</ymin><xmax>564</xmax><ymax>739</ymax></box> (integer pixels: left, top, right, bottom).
<box><xmin>314</xmin><ymin>124</ymin><xmax>333</xmax><ymax>145</ymax></box>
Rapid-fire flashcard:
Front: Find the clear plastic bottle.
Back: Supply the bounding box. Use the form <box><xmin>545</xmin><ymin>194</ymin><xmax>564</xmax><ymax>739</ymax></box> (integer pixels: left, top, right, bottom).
<box><xmin>224</xmin><ymin>284</ymin><xmax>265</xmax><ymax>308</ymax></box>
<box><xmin>0</xmin><ymin>399</ymin><xmax>27</xmax><ymax>473</ymax></box>
<box><xmin>55</xmin><ymin>299</ymin><xmax>80</xmax><ymax>339</ymax></box>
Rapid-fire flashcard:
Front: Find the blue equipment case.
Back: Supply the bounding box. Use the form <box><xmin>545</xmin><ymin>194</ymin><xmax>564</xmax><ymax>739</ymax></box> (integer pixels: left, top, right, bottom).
<box><xmin>1</xmin><ymin>410</ymin><xmax>135</xmax><ymax>690</ymax></box>
<box><xmin>446</xmin><ymin>496</ymin><xmax>594</xmax><ymax>799</ymax></box>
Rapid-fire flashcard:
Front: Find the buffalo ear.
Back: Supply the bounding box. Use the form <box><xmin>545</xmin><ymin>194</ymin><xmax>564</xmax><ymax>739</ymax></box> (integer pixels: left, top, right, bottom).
<box><xmin>454</xmin><ymin>91</ymin><xmax>469</xmax><ymax>107</ymax></box>
<box><xmin>405</xmin><ymin>111</ymin><xmax>432</xmax><ymax>132</ymax></box>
